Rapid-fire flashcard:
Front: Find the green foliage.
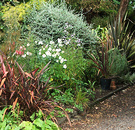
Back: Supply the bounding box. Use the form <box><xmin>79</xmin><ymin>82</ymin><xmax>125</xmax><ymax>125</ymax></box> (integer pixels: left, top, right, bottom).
<box><xmin>14</xmin><ymin>20</ymin><xmax>97</xmax><ymax>93</ymax></box>
<box><xmin>109</xmin><ymin>48</ymin><xmax>129</xmax><ymax>76</ymax></box>
<box><xmin>0</xmin><ymin>0</ymin><xmax>98</xmax><ymax>115</ymax></box>
<box><xmin>65</xmin><ymin>108</ymin><xmax>73</xmax><ymax>113</ymax></box>
<box><xmin>75</xmin><ymin>88</ymin><xmax>89</xmax><ymax>111</ymax></box>
<box><xmin>19</xmin><ymin>110</ymin><xmax>59</xmax><ymax>130</ymax></box>
<box><xmin>0</xmin><ymin>104</ymin><xmax>22</xmax><ymax>130</ymax></box>
<box><xmin>120</xmin><ymin>72</ymin><xmax>135</xmax><ymax>85</ymax></box>
<box><xmin>129</xmin><ymin>73</ymin><xmax>135</xmax><ymax>84</ymax></box>
<box><xmin>85</xmin><ymin>80</ymin><xmax>96</xmax><ymax>91</ymax></box>
<box><xmin>0</xmin><ymin>0</ymin><xmax>47</xmax><ymax>44</ymax></box>
<box><xmin>51</xmin><ymin>87</ymin><xmax>92</xmax><ymax>111</ymax></box>
<box><xmin>113</xmin><ymin>0</ymin><xmax>120</xmax><ymax>5</ymax></box>
<box><xmin>109</xmin><ymin>14</ymin><xmax>135</xmax><ymax>70</ymax></box>
<box><xmin>91</xmin><ymin>16</ymin><xmax>110</xmax><ymax>28</ymax></box>
<box><xmin>64</xmin><ymin>0</ymin><xmax>118</xmax><ymax>27</ymax></box>
<box><xmin>0</xmin><ymin>106</ymin><xmax>59</xmax><ymax>130</ymax></box>
<box><xmin>95</xmin><ymin>25</ymin><xmax>108</xmax><ymax>40</ymax></box>
<box><xmin>26</xmin><ymin>0</ymin><xmax>97</xmax><ymax>47</ymax></box>
<box><xmin>65</xmin><ymin>0</ymin><xmax>118</xmax><ymax>13</ymax></box>
<box><xmin>0</xmin><ymin>1</ymin><xmax>6</xmax><ymax>43</ymax></box>
<box><xmin>51</xmin><ymin>89</ymin><xmax>75</xmax><ymax>106</ymax></box>
<box><xmin>2</xmin><ymin>0</ymin><xmax>47</xmax><ymax>22</ymax></box>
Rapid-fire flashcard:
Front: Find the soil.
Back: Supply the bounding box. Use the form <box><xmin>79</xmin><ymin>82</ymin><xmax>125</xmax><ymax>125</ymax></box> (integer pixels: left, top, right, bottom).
<box><xmin>60</xmin><ymin>84</ymin><xmax>135</xmax><ymax>130</ymax></box>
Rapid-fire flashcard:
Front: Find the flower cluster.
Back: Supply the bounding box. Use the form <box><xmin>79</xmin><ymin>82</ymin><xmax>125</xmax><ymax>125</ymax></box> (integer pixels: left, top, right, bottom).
<box><xmin>38</xmin><ymin>40</ymin><xmax>67</xmax><ymax>69</ymax></box>
<box><xmin>62</xmin><ymin>22</ymin><xmax>82</xmax><ymax>47</ymax></box>
<box><xmin>17</xmin><ymin>22</ymin><xmax>83</xmax><ymax>70</ymax></box>
<box><xmin>14</xmin><ymin>43</ymin><xmax>32</xmax><ymax>58</ymax></box>
<box><xmin>15</xmin><ymin>46</ymin><xmax>25</xmax><ymax>55</ymax></box>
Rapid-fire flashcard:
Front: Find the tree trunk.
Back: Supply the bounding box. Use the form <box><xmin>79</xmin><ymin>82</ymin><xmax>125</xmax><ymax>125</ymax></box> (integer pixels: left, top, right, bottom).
<box><xmin>117</xmin><ymin>0</ymin><xmax>130</xmax><ymax>22</ymax></box>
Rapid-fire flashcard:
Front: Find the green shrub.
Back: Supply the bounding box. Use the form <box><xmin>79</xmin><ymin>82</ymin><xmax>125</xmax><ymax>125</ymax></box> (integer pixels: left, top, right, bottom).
<box><xmin>2</xmin><ymin>0</ymin><xmax>47</xmax><ymax>22</ymax></box>
<box><xmin>0</xmin><ymin>0</ymin><xmax>47</xmax><ymax>45</ymax></box>
<box><xmin>25</xmin><ymin>1</ymin><xmax>97</xmax><ymax>47</ymax></box>
<box><xmin>64</xmin><ymin>0</ymin><xmax>118</xmax><ymax>28</ymax></box>
<box><xmin>13</xmin><ymin>23</ymin><xmax>96</xmax><ymax>103</ymax></box>
<box><xmin>15</xmin><ymin>32</ymin><xmax>93</xmax><ymax>89</ymax></box>
<box><xmin>109</xmin><ymin>49</ymin><xmax>129</xmax><ymax>77</ymax></box>
<box><xmin>19</xmin><ymin>0</ymin><xmax>98</xmax><ymax>91</ymax></box>
<box><xmin>120</xmin><ymin>72</ymin><xmax>135</xmax><ymax>84</ymax></box>
<box><xmin>91</xmin><ymin>16</ymin><xmax>110</xmax><ymax>28</ymax></box>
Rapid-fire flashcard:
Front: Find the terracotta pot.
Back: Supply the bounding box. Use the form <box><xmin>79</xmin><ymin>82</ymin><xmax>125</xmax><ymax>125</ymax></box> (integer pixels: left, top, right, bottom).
<box><xmin>110</xmin><ymin>79</ymin><xmax>116</xmax><ymax>90</ymax></box>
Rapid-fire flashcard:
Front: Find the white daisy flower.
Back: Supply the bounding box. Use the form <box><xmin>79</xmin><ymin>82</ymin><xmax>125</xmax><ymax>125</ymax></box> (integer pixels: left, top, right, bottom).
<box><xmin>52</xmin><ymin>54</ymin><xmax>57</xmax><ymax>58</ymax></box>
<box><xmin>56</xmin><ymin>48</ymin><xmax>61</xmax><ymax>52</ymax></box>
<box><xmin>45</xmin><ymin>51</ymin><xmax>51</xmax><ymax>56</ymax></box>
<box><xmin>26</xmin><ymin>52</ymin><xmax>32</xmax><ymax>56</ymax></box>
<box><xmin>63</xmin><ymin>64</ymin><xmax>67</xmax><ymax>69</ymax></box>
<box><xmin>56</xmin><ymin>52</ymin><xmax>60</xmax><ymax>56</ymax></box>
<box><xmin>59</xmin><ymin>43</ymin><xmax>63</xmax><ymax>47</ymax></box>
<box><xmin>39</xmin><ymin>52</ymin><xmax>41</xmax><ymax>55</ymax></box>
<box><xmin>48</xmin><ymin>47</ymin><xmax>52</xmax><ymax>51</ymax></box>
<box><xmin>58</xmin><ymin>38</ymin><xmax>62</xmax><ymax>44</ymax></box>
<box><xmin>42</xmin><ymin>54</ymin><xmax>46</xmax><ymax>58</ymax></box>
<box><xmin>22</xmin><ymin>54</ymin><xmax>26</xmax><ymax>58</ymax></box>
<box><xmin>50</xmin><ymin>41</ymin><xmax>55</xmax><ymax>45</ymax></box>
<box><xmin>38</xmin><ymin>41</ymin><xmax>43</xmax><ymax>45</ymax></box>
<box><xmin>77</xmin><ymin>44</ymin><xmax>81</xmax><ymax>46</ymax></box>
<box><xmin>60</xmin><ymin>58</ymin><xmax>64</xmax><ymax>63</ymax></box>
<box><xmin>27</xmin><ymin>43</ymin><xmax>30</xmax><ymax>47</ymax></box>
<box><xmin>52</xmin><ymin>49</ymin><xmax>55</xmax><ymax>52</ymax></box>
<box><xmin>59</xmin><ymin>56</ymin><xmax>62</xmax><ymax>60</ymax></box>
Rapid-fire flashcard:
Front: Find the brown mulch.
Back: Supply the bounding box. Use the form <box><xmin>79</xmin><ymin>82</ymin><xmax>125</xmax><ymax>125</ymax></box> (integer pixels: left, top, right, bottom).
<box><xmin>60</xmin><ymin>85</ymin><xmax>135</xmax><ymax>130</ymax></box>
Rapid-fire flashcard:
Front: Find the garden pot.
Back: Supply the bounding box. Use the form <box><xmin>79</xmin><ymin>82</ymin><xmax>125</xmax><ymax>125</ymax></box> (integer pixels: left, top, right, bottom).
<box><xmin>110</xmin><ymin>79</ymin><xmax>116</xmax><ymax>90</ymax></box>
<box><xmin>100</xmin><ymin>78</ymin><xmax>111</xmax><ymax>90</ymax></box>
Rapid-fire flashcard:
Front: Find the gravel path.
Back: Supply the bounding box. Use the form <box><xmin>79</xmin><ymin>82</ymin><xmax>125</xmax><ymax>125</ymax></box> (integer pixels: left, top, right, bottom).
<box><xmin>61</xmin><ymin>85</ymin><xmax>135</xmax><ymax>130</ymax></box>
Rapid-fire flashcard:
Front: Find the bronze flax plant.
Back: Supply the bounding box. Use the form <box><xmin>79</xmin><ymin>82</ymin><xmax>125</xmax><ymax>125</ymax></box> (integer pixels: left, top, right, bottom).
<box><xmin>0</xmin><ymin>54</ymin><xmax>72</xmax><ymax>126</ymax></box>
<box><xmin>87</xmin><ymin>38</ymin><xmax>114</xmax><ymax>79</ymax></box>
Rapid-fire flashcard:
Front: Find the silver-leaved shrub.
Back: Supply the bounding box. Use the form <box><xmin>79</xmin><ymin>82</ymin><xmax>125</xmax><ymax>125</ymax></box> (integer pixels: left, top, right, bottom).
<box><xmin>25</xmin><ymin>0</ymin><xmax>97</xmax><ymax>48</ymax></box>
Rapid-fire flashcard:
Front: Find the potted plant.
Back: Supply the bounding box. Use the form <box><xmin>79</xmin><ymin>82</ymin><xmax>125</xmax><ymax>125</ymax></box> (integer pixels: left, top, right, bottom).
<box><xmin>87</xmin><ymin>38</ymin><xmax>114</xmax><ymax>90</ymax></box>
